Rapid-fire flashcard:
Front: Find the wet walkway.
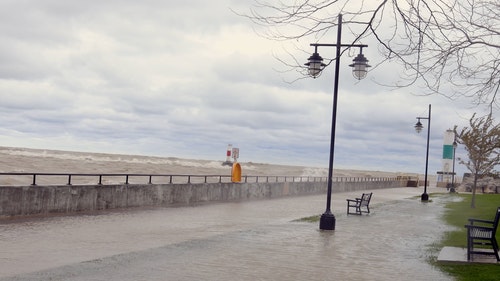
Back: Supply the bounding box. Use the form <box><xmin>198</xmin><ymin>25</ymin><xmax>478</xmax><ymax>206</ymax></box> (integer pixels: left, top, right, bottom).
<box><xmin>0</xmin><ymin>187</ymin><xmax>455</xmax><ymax>280</ymax></box>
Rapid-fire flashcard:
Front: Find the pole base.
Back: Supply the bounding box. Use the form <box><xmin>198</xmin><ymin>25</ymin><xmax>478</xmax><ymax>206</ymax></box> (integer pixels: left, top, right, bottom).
<box><xmin>449</xmin><ymin>183</ymin><xmax>456</xmax><ymax>193</ymax></box>
<box><xmin>319</xmin><ymin>212</ymin><xmax>336</xmax><ymax>230</ymax></box>
<box><xmin>421</xmin><ymin>193</ymin><xmax>429</xmax><ymax>201</ymax></box>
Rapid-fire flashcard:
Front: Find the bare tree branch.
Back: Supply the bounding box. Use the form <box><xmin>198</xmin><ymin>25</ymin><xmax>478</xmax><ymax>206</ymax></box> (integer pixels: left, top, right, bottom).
<box><xmin>239</xmin><ymin>0</ymin><xmax>500</xmax><ymax>109</ymax></box>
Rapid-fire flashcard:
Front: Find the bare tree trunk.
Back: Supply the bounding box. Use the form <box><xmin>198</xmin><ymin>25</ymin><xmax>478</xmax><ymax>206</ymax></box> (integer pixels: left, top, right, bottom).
<box><xmin>471</xmin><ymin>172</ymin><xmax>478</xmax><ymax>208</ymax></box>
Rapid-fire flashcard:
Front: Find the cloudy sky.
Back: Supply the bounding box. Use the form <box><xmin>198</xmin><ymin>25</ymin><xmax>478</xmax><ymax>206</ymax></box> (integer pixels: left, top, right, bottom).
<box><xmin>0</xmin><ymin>0</ymin><xmax>495</xmax><ymax>176</ymax></box>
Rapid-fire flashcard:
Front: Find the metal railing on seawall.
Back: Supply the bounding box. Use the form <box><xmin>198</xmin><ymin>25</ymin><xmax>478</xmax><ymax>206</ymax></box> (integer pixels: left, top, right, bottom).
<box><xmin>0</xmin><ymin>172</ymin><xmax>399</xmax><ymax>186</ymax></box>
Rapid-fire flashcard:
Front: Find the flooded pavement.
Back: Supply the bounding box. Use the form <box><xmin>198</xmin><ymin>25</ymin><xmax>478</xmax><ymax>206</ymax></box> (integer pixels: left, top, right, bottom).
<box><xmin>0</xmin><ymin>187</ymin><xmax>454</xmax><ymax>280</ymax></box>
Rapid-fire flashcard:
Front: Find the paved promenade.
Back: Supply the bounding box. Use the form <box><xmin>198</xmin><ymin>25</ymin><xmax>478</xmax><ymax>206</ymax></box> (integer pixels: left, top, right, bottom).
<box><xmin>0</xmin><ymin>187</ymin><xmax>456</xmax><ymax>280</ymax></box>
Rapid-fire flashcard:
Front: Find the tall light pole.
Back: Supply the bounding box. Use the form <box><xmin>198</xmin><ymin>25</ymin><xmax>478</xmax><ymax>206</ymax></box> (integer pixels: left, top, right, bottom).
<box><xmin>414</xmin><ymin>104</ymin><xmax>432</xmax><ymax>201</ymax></box>
<box><xmin>305</xmin><ymin>14</ymin><xmax>370</xmax><ymax>230</ymax></box>
<box><xmin>450</xmin><ymin>140</ymin><xmax>457</xmax><ymax>193</ymax></box>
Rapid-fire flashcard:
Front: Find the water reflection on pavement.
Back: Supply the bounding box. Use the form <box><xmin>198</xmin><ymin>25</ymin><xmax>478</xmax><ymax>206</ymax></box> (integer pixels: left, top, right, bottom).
<box><xmin>0</xmin><ymin>188</ymin><xmax>454</xmax><ymax>280</ymax></box>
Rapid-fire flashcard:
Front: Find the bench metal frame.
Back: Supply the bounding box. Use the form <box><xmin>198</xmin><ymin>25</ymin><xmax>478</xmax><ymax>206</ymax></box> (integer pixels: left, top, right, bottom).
<box><xmin>464</xmin><ymin>207</ymin><xmax>500</xmax><ymax>262</ymax></box>
<box><xmin>346</xmin><ymin>192</ymin><xmax>372</xmax><ymax>215</ymax></box>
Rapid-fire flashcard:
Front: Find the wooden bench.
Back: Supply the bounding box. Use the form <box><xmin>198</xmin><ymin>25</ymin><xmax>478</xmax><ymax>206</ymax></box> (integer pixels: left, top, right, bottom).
<box><xmin>346</xmin><ymin>192</ymin><xmax>372</xmax><ymax>215</ymax></box>
<box><xmin>464</xmin><ymin>206</ymin><xmax>500</xmax><ymax>261</ymax></box>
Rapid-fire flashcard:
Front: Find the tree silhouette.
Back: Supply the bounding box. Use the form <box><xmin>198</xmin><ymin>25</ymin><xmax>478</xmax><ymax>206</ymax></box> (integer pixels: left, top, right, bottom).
<box><xmin>244</xmin><ymin>0</ymin><xmax>499</xmax><ymax>108</ymax></box>
<box><xmin>455</xmin><ymin>113</ymin><xmax>500</xmax><ymax>208</ymax></box>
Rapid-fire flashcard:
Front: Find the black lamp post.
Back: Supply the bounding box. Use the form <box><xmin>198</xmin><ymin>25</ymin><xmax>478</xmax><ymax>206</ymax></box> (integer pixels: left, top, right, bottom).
<box><xmin>305</xmin><ymin>14</ymin><xmax>370</xmax><ymax>231</ymax></box>
<box><xmin>414</xmin><ymin>104</ymin><xmax>432</xmax><ymax>201</ymax></box>
<box><xmin>450</xmin><ymin>140</ymin><xmax>457</xmax><ymax>193</ymax></box>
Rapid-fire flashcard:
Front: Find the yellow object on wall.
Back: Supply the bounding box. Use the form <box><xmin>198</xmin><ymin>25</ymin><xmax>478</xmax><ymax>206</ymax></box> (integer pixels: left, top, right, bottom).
<box><xmin>231</xmin><ymin>163</ymin><xmax>241</xmax><ymax>183</ymax></box>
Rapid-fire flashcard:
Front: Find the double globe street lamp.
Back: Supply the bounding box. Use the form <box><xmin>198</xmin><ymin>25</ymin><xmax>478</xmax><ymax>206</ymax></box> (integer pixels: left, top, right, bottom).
<box><xmin>305</xmin><ymin>14</ymin><xmax>370</xmax><ymax>231</ymax></box>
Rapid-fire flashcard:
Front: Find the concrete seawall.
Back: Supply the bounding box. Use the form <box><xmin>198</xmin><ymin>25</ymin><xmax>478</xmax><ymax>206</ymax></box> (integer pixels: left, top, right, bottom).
<box><xmin>0</xmin><ymin>180</ymin><xmax>406</xmax><ymax>218</ymax></box>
